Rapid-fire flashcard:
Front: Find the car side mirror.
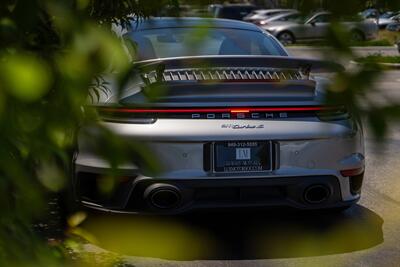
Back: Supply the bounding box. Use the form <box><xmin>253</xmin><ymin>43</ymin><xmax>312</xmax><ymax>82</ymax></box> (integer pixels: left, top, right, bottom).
<box><xmin>309</xmin><ymin>21</ymin><xmax>316</xmax><ymax>26</ymax></box>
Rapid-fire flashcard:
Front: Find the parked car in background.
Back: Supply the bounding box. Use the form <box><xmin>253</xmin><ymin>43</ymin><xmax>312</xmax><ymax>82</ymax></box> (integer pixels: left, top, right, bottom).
<box><xmin>359</xmin><ymin>8</ymin><xmax>379</xmax><ymax>20</ymax></box>
<box><xmin>214</xmin><ymin>4</ymin><xmax>257</xmax><ymax>20</ymax></box>
<box><xmin>258</xmin><ymin>11</ymin><xmax>300</xmax><ymax>26</ymax></box>
<box><xmin>386</xmin><ymin>16</ymin><xmax>400</xmax><ymax>32</ymax></box>
<box><xmin>261</xmin><ymin>11</ymin><xmax>378</xmax><ymax>45</ymax></box>
<box><xmin>378</xmin><ymin>11</ymin><xmax>400</xmax><ymax>29</ymax></box>
<box><xmin>243</xmin><ymin>9</ymin><xmax>296</xmax><ymax>24</ymax></box>
<box><xmin>208</xmin><ymin>4</ymin><xmax>222</xmax><ymax>16</ymax></box>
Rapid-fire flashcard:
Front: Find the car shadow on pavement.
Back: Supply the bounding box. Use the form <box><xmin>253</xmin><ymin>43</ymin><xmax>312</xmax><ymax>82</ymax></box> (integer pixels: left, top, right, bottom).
<box><xmin>82</xmin><ymin>204</ymin><xmax>383</xmax><ymax>261</ymax></box>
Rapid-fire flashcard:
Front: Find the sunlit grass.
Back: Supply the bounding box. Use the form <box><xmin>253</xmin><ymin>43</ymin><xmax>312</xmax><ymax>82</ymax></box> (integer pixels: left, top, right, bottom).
<box><xmin>378</xmin><ymin>30</ymin><xmax>400</xmax><ymax>45</ymax></box>
<box><xmin>78</xmin><ymin>214</ymin><xmax>217</xmax><ymax>260</ymax></box>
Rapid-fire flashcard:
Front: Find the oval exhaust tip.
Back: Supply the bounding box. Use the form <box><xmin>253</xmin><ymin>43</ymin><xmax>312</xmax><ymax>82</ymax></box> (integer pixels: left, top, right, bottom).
<box><xmin>145</xmin><ymin>184</ymin><xmax>181</xmax><ymax>209</ymax></box>
<box><xmin>304</xmin><ymin>185</ymin><xmax>330</xmax><ymax>204</ymax></box>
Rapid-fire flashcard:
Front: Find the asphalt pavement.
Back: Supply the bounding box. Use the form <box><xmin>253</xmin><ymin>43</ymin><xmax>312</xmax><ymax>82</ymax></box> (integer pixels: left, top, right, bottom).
<box><xmin>79</xmin><ymin>46</ymin><xmax>400</xmax><ymax>267</ymax></box>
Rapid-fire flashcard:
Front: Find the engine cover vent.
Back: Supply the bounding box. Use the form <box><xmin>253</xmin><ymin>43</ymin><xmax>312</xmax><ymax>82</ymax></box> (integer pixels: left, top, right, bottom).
<box><xmin>144</xmin><ymin>68</ymin><xmax>306</xmax><ymax>84</ymax></box>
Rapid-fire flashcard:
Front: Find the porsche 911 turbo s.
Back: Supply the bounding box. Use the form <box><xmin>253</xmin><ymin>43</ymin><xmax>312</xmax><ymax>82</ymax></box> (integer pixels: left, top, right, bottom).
<box><xmin>73</xmin><ymin>18</ymin><xmax>365</xmax><ymax>214</ymax></box>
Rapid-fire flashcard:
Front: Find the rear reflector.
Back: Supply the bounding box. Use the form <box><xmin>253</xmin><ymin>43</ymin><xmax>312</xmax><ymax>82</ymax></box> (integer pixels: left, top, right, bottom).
<box><xmin>340</xmin><ymin>167</ymin><xmax>364</xmax><ymax>177</ymax></box>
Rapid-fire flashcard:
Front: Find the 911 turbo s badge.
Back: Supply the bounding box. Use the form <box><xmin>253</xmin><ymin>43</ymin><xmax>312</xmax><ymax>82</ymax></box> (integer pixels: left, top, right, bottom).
<box><xmin>221</xmin><ymin>124</ymin><xmax>264</xmax><ymax>129</ymax></box>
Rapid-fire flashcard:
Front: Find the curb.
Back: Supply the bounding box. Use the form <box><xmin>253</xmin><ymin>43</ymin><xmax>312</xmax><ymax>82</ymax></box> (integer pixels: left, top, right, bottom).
<box><xmin>350</xmin><ymin>60</ymin><xmax>400</xmax><ymax>69</ymax></box>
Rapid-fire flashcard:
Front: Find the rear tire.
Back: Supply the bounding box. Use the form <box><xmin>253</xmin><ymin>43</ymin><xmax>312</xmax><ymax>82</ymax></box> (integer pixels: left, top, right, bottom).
<box><xmin>277</xmin><ymin>31</ymin><xmax>295</xmax><ymax>45</ymax></box>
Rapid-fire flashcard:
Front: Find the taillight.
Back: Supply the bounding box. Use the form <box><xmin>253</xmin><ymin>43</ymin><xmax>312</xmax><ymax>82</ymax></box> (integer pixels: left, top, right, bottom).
<box><xmin>96</xmin><ymin>107</ymin><xmax>156</xmax><ymax>124</ymax></box>
<box><xmin>95</xmin><ymin>106</ymin><xmax>341</xmax><ymax>122</ymax></box>
<box><xmin>340</xmin><ymin>167</ymin><xmax>364</xmax><ymax>177</ymax></box>
<box><xmin>99</xmin><ymin>106</ymin><xmax>330</xmax><ymax>114</ymax></box>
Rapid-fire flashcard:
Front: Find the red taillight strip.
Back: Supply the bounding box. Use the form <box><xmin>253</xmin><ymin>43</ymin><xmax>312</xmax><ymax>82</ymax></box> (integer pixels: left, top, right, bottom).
<box><xmin>340</xmin><ymin>167</ymin><xmax>364</xmax><ymax>177</ymax></box>
<box><xmin>100</xmin><ymin>106</ymin><xmax>333</xmax><ymax>114</ymax></box>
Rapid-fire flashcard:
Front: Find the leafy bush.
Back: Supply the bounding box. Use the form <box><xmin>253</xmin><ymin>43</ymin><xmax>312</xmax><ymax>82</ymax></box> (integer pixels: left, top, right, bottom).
<box><xmin>351</xmin><ymin>39</ymin><xmax>394</xmax><ymax>47</ymax></box>
<box><xmin>0</xmin><ymin>1</ymin><xmax>398</xmax><ymax>266</ymax></box>
<box><xmin>0</xmin><ymin>0</ymin><xmax>176</xmax><ymax>266</ymax></box>
<box><xmin>355</xmin><ymin>55</ymin><xmax>400</xmax><ymax>63</ymax></box>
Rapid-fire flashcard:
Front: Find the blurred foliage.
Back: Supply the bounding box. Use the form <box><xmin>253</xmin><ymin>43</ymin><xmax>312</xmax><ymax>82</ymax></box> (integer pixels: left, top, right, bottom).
<box><xmin>0</xmin><ymin>0</ymin><xmax>176</xmax><ymax>266</ymax></box>
<box><xmin>355</xmin><ymin>55</ymin><xmax>400</xmax><ymax>63</ymax></box>
<box><xmin>378</xmin><ymin>30</ymin><xmax>400</xmax><ymax>45</ymax></box>
<box><xmin>0</xmin><ymin>0</ymin><xmax>398</xmax><ymax>266</ymax></box>
<box><xmin>352</xmin><ymin>39</ymin><xmax>393</xmax><ymax>47</ymax></box>
<box><xmin>321</xmin><ymin>22</ymin><xmax>400</xmax><ymax>140</ymax></box>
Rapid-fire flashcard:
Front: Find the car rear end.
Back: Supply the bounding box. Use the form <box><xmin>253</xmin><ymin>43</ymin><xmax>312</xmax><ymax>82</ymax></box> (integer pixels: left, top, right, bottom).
<box><xmin>73</xmin><ymin>19</ymin><xmax>364</xmax><ymax>214</ymax></box>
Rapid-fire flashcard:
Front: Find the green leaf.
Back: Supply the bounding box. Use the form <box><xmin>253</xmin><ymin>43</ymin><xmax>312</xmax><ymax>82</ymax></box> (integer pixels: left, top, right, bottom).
<box><xmin>67</xmin><ymin>212</ymin><xmax>88</xmax><ymax>228</ymax></box>
<box><xmin>1</xmin><ymin>54</ymin><xmax>52</xmax><ymax>102</ymax></box>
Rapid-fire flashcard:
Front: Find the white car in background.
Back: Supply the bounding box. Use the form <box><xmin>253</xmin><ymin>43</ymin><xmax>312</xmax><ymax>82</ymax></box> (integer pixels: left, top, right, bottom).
<box><xmin>261</xmin><ymin>11</ymin><xmax>378</xmax><ymax>44</ymax></box>
<box><xmin>243</xmin><ymin>9</ymin><xmax>296</xmax><ymax>24</ymax></box>
<box><xmin>378</xmin><ymin>11</ymin><xmax>400</xmax><ymax>29</ymax></box>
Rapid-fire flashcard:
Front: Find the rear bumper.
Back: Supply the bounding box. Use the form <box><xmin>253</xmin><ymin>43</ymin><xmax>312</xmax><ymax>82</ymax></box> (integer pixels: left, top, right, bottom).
<box><xmin>74</xmin><ymin>118</ymin><xmax>364</xmax><ymax>214</ymax></box>
<box><xmin>76</xmin><ymin>173</ymin><xmax>362</xmax><ymax>215</ymax></box>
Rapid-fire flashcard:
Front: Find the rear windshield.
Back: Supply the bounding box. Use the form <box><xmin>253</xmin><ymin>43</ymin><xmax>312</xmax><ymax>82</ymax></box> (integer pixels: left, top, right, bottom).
<box><xmin>125</xmin><ymin>27</ymin><xmax>287</xmax><ymax>60</ymax></box>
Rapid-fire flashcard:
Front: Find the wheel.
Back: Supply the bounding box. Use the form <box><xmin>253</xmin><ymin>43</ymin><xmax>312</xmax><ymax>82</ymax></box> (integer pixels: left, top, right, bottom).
<box><xmin>277</xmin><ymin>31</ymin><xmax>295</xmax><ymax>45</ymax></box>
<box><xmin>350</xmin><ymin>30</ymin><xmax>365</xmax><ymax>42</ymax></box>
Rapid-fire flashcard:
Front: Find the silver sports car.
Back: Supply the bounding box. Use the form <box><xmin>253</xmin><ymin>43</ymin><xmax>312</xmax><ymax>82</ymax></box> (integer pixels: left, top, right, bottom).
<box><xmin>73</xmin><ymin>18</ymin><xmax>365</xmax><ymax>214</ymax></box>
<box><xmin>261</xmin><ymin>11</ymin><xmax>378</xmax><ymax>44</ymax></box>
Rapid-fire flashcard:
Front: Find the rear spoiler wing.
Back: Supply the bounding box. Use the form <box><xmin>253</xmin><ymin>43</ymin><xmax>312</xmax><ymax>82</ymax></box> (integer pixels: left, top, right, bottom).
<box><xmin>134</xmin><ymin>55</ymin><xmax>344</xmax><ymax>75</ymax></box>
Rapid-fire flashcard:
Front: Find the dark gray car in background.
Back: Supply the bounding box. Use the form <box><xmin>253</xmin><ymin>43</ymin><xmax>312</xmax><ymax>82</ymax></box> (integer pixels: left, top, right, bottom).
<box><xmin>214</xmin><ymin>4</ymin><xmax>256</xmax><ymax>20</ymax></box>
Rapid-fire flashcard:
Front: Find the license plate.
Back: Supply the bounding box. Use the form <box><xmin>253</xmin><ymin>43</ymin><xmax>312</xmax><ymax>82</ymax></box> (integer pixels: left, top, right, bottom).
<box><xmin>213</xmin><ymin>141</ymin><xmax>271</xmax><ymax>173</ymax></box>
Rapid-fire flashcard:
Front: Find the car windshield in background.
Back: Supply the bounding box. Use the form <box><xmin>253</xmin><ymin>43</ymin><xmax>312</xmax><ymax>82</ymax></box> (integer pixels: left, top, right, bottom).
<box><xmin>380</xmin><ymin>12</ymin><xmax>394</xmax><ymax>18</ymax></box>
<box><xmin>126</xmin><ymin>28</ymin><xmax>286</xmax><ymax>60</ymax></box>
<box><xmin>277</xmin><ymin>13</ymin><xmax>303</xmax><ymax>22</ymax></box>
<box><xmin>291</xmin><ymin>13</ymin><xmax>362</xmax><ymax>23</ymax></box>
